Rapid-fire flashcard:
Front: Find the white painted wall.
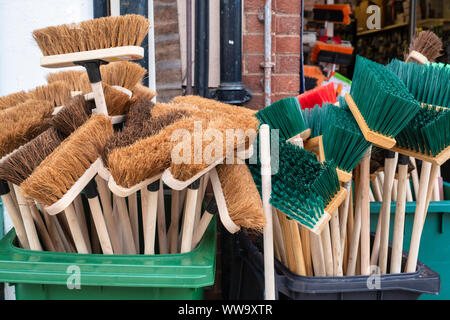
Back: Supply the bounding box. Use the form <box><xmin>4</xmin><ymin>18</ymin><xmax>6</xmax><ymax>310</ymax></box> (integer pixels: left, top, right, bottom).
<box><xmin>0</xmin><ymin>0</ymin><xmax>93</xmax><ymax>96</ymax></box>
<box><xmin>0</xmin><ymin>0</ymin><xmax>93</xmax><ymax>300</ymax></box>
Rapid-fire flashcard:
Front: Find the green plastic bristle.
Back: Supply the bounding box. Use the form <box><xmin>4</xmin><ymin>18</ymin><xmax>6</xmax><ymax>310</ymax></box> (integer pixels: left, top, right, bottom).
<box><xmin>386</xmin><ymin>59</ymin><xmax>450</xmax><ymax>108</ymax></box>
<box><xmin>323</xmin><ymin>101</ymin><xmax>372</xmax><ymax>172</ymax></box>
<box><xmin>351</xmin><ymin>55</ymin><xmax>421</xmax><ymax>137</ymax></box>
<box><xmin>395</xmin><ymin>105</ymin><xmax>450</xmax><ymax>156</ymax></box>
<box><xmin>269</xmin><ymin>142</ymin><xmax>340</xmax><ymax>229</ymax></box>
<box><xmin>255</xmin><ymin>97</ymin><xmax>307</xmax><ymax>141</ymax></box>
<box><xmin>301</xmin><ymin>103</ymin><xmax>331</xmax><ymax>137</ymax></box>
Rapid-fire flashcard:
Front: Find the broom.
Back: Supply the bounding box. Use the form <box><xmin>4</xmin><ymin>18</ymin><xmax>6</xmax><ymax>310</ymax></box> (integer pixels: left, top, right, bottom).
<box><xmin>311</xmin><ymin>42</ymin><xmax>354</xmax><ymax>66</ymax></box>
<box><xmin>0</xmin><ymin>128</ymin><xmax>64</xmax><ymax>252</ymax></box>
<box><xmin>105</xmin><ymin>100</ymin><xmax>188</xmax><ymax>254</ymax></box>
<box><xmin>33</xmin><ymin>14</ymin><xmax>149</xmax><ymax>117</ymax></box>
<box><xmin>297</xmin><ymin>83</ymin><xmax>337</xmax><ymax>110</ymax></box>
<box><xmin>405</xmin><ymin>30</ymin><xmax>443</xmax><ymax>64</ymax></box>
<box><xmin>313</xmin><ymin>4</ymin><xmax>352</xmax><ymax>24</ymax></box>
<box><xmin>0</xmin><ymin>91</ymin><xmax>29</xmax><ymax>110</ymax></box>
<box><xmin>21</xmin><ymin>115</ymin><xmax>114</xmax><ymax>254</ymax></box>
<box><xmin>346</xmin><ymin>55</ymin><xmax>421</xmax><ymax>149</ymax></box>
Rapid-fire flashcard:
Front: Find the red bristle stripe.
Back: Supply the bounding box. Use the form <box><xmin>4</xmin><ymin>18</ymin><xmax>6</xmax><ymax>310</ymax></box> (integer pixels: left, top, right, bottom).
<box><xmin>298</xmin><ymin>83</ymin><xmax>337</xmax><ymax>110</ymax></box>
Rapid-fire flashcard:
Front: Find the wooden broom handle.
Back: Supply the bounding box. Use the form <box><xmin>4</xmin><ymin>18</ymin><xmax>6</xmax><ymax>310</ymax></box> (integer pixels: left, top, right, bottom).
<box><xmin>90</xmin><ymin>81</ymin><xmax>109</xmax><ymax>116</ymax></box>
<box><xmin>64</xmin><ymin>203</ymin><xmax>89</xmax><ymax>254</ymax></box>
<box><xmin>0</xmin><ymin>191</ymin><xmax>29</xmax><ymax>249</ymax></box>
<box><xmin>390</xmin><ymin>155</ymin><xmax>409</xmax><ymax>274</ymax></box>
<box><xmin>405</xmin><ymin>161</ymin><xmax>432</xmax><ymax>273</ymax></box>
<box><xmin>260</xmin><ymin>124</ymin><xmax>275</xmax><ymax>300</ymax></box>
<box><xmin>180</xmin><ymin>180</ymin><xmax>200</xmax><ymax>253</ymax></box>
<box><xmin>272</xmin><ymin>208</ymin><xmax>288</xmax><ymax>267</ymax></box>
<box><xmin>169</xmin><ymin>189</ymin><xmax>181</xmax><ymax>253</ymax></box>
<box><xmin>95</xmin><ymin>176</ymin><xmax>123</xmax><ymax>254</ymax></box>
<box><xmin>278</xmin><ymin>213</ymin><xmax>296</xmax><ymax>272</ymax></box>
<box><xmin>309</xmin><ymin>232</ymin><xmax>326</xmax><ymax>276</ymax></box>
<box><xmin>424</xmin><ymin>163</ymin><xmax>441</xmax><ymax>220</ymax></box>
<box><xmin>300</xmin><ymin>225</ymin><xmax>313</xmax><ymax>276</ymax></box>
<box><xmin>192</xmin><ymin>197</ymin><xmax>218</xmax><ymax>249</ymax></box>
<box><xmin>157</xmin><ymin>181</ymin><xmax>169</xmax><ymax>254</ymax></box>
<box><xmin>289</xmin><ymin>219</ymin><xmax>307</xmax><ymax>276</ymax></box>
<box><xmin>85</xmin><ymin>180</ymin><xmax>113</xmax><ymax>254</ymax></box>
<box><xmin>143</xmin><ymin>181</ymin><xmax>159</xmax><ymax>255</ymax></box>
<box><xmin>359</xmin><ymin>147</ymin><xmax>371</xmax><ymax>276</ymax></box>
<box><xmin>339</xmin><ymin>181</ymin><xmax>351</xmax><ymax>265</ymax></box>
<box><xmin>330</xmin><ymin>209</ymin><xmax>343</xmax><ymax>276</ymax></box>
<box><xmin>28</xmin><ymin>202</ymin><xmax>56</xmax><ymax>252</ymax></box>
<box><xmin>321</xmin><ymin>224</ymin><xmax>334</xmax><ymax>276</ymax></box>
<box><xmin>410</xmin><ymin>157</ymin><xmax>420</xmax><ymax>199</ymax></box>
<box><xmin>378</xmin><ymin>151</ymin><xmax>398</xmax><ymax>274</ymax></box>
<box><xmin>116</xmin><ymin>196</ymin><xmax>138</xmax><ymax>254</ymax></box>
<box><xmin>73</xmin><ymin>195</ymin><xmax>92</xmax><ymax>253</ymax></box>
<box><xmin>128</xmin><ymin>192</ymin><xmax>139</xmax><ymax>251</ymax></box>
<box><xmin>12</xmin><ymin>184</ymin><xmax>42</xmax><ymax>251</ymax></box>
<box><xmin>372</xmin><ymin>177</ymin><xmax>383</xmax><ymax>202</ymax></box>
<box><xmin>346</xmin><ymin>162</ymin><xmax>363</xmax><ymax>276</ymax></box>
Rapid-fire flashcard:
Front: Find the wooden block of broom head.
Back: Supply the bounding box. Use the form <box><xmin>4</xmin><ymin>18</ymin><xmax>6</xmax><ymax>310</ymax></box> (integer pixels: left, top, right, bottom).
<box><xmin>348</xmin><ymin>55</ymin><xmax>421</xmax><ymax>148</ymax></box>
<box><xmin>106</xmin><ymin>107</ymin><xmax>191</xmax><ymax>188</ymax></box>
<box><xmin>0</xmin><ymin>100</ymin><xmax>53</xmax><ymax>159</ymax></box>
<box><xmin>216</xmin><ymin>164</ymin><xmax>266</xmax><ymax>231</ymax></box>
<box><xmin>0</xmin><ymin>128</ymin><xmax>62</xmax><ymax>186</ymax></box>
<box><xmin>21</xmin><ymin>115</ymin><xmax>113</xmax><ymax>207</ymax></box>
<box><xmin>28</xmin><ymin>81</ymin><xmax>72</xmax><ymax>108</ymax></box>
<box><xmin>33</xmin><ymin>14</ymin><xmax>149</xmax><ymax>56</ymax></box>
<box><xmin>51</xmin><ymin>95</ymin><xmax>93</xmax><ymax>137</ymax></box>
<box><xmin>0</xmin><ymin>91</ymin><xmax>29</xmax><ymax>110</ymax></box>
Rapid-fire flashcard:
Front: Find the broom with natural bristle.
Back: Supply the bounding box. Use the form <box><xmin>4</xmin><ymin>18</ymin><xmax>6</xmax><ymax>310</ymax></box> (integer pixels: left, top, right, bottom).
<box><xmin>47</xmin><ymin>70</ymin><xmax>91</xmax><ymax>93</ymax></box>
<box><xmin>21</xmin><ymin>115</ymin><xmax>114</xmax><ymax>254</ymax></box>
<box><xmin>0</xmin><ymin>91</ymin><xmax>29</xmax><ymax>110</ymax></box>
<box><xmin>132</xmin><ymin>83</ymin><xmax>157</xmax><ymax>101</ymax></box>
<box><xmin>51</xmin><ymin>94</ymin><xmax>93</xmax><ymax>137</ymax></box>
<box><xmin>346</xmin><ymin>55</ymin><xmax>421</xmax><ymax>149</ymax></box>
<box><xmin>0</xmin><ymin>128</ymin><xmax>63</xmax><ymax>252</ymax></box>
<box><xmin>0</xmin><ymin>99</ymin><xmax>53</xmax><ymax>159</ymax></box>
<box><xmin>99</xmin><ymin>61</ymin><xmax>147</xmax><ymax>91</ymax></box>
<box><xmin>21</xmin><ymin>114</ymin><xmax>113</xmax><ymax>205</ymax></box>
<box><xmin>32</xmin><ymin>14</ymin><xmax>149</xmax><ymax>56</ymax></box>
<box><xmin>405</xmin><ymin>30</ymin><xmax>443</xmax><ymax>64</ymax></box>
<box><xmin>216</xmin><ymin>163</ymin><xmax>266</xmax><ymax>231</ymax></box>
<box><xmin>28</xmin><ymin>81</ymin><xmax>72</xmax><ymax>108</ymax></box>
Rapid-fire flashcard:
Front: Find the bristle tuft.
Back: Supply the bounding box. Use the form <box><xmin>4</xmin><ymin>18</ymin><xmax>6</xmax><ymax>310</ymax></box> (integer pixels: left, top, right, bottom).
<box><xmin>0</xmin><ymin>100</ymin><xmax>53</xmax><ymax>158</ymax></box>
<box><xmin>132</xmin><ymin>83</ymin><xmax>157</xmax><ymax>101</ymax></box>
<box><xmin>28</xmin><ymin>81</ymin><xmax>72</xmax><ymax>108</ymax></box>
<box><xmin>350</xmin><ymin>55</ymin><xmax>421</xmax><ymax>137</ymax></box>
<box><xmin>47</xmin><ymin>70</ymin><xmax>91</xmax><ymax>93</ymax></box>
<box><xmin>100</xmin><ymin>61</ymin><xmax>147</xmax><ymax>90</ymax></box>
<box><xmin>217</xmin><ymin>164</ymin><xmax>266</xmax><ymax>230</ymax></box>
<box><xmin>51</xmin><ymin>95</ymin><xmax>93</xmax><ymax>137</ymax></box>
<box><xmin>0</xmin><ymin>128</ymin><xmax>62</xmax><ymax>185</ymax></box>
<box><xmin>298</xmin><ymin>83</ymin><xmax>337</xmax><ymax>110</ymax></box>
<box><xmin>0</xmin><ymin>91</ymin><xmax>29</xmax><ymax>110</ymax></box>
<box><xmin>21</xmin><ymin>115</ymin><xmax>113</xmax><ymax>205</ymax></box>
<box><xmin>33</xmin><ymin>14</ymin><xmax>149</xmax><ymax>56</ymax></box>
<box><xmin>406</xmin><ymin>30</ymin><xmax>443</xmax><ymax>62</ymax></box>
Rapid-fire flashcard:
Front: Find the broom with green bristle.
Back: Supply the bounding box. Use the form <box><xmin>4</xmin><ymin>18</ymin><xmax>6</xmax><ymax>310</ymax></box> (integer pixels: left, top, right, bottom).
<box><xmin>346</xmin><ymin>55</ymin><xmax>421</xmax><ymax>149</ymax></box>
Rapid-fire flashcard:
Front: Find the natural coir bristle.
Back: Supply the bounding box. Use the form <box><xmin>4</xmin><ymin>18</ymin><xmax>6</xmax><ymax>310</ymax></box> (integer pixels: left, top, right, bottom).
<box><xmin>28</xmin><ymin>81</ymin><xmax>72</xmax><ymax>108</ymax></box>
<box><xmin>216</xmin><ymin>164</ymin><xmax>266</xmax><ymax>230</ymax></box>
<box><xmin>132</xmin><ymin>83</ymin><xmax>157</xmax><ymax>101</ymax></box>
<box><xmin>100</xmin><ymin>61</ymin><xmax>147</xmax><ymax>90</ymax></box>
<box><xmin>0</xmin><ymin>128</ymin><xmax>62</xmax><ymax>185</ymax></box>
<box><xmin>173</xmin><ymin>95</ymin><xmax>257</xmax><ymax>117</ymax></box>
<box><xmin>0</xmin><ymin>91</ymin><xmax>29</xmax><ymax>110</ymax></box>
<box><xmin>21</xmin><ymin>115</ymin><xmax>113</xmax><ymax>206</ymax></box>
<box><xmin>103</xmin><ymin>85</ymin><xmax>132</xmax><ymax>116</ymax></box>
<box><xmin>33</xmin><ymin>14</ymin><xmax>149</xmax><ymax>56</ymax></box>
<box><xmin>0</xmin><ymin>100</ymin><xmax>53</xmax><ymax>159</ymax></box>
<box><xmin>108</xmin><ymin>116</ymin><xmax>196</xmax><ymax>188</ymax></box>
<box><xmin>406</xmin><ymin>30</ymin><xmax>443</xmax><ymax>62</ymax></box>
<box><xmin>47</xmin><ymin>70</ymin><xmax>91</xmax><ymax>93</ymax></box>
<box><xmin>51</xmin><ymin>95</ymin><xmax>93</xmax><ymax>137</ymax></box>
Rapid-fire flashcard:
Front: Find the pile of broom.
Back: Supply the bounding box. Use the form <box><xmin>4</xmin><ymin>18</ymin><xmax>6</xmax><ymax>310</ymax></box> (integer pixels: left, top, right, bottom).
<box><xmin>252</xmin><ymin>30</ymin><xmax>449</xmax><ymax>278</ymax></box>
<box><xmin>0</xmin><ymin>14</ymin><xmax>267</xmax><ymax>256</ymax></box>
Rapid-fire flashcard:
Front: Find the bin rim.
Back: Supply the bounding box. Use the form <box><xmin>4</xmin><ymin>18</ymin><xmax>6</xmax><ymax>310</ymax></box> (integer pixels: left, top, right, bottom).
<box><xmin>0</xmin><ymin>217</ymin><xmax>216</xmax><ymax>289</ymax></box>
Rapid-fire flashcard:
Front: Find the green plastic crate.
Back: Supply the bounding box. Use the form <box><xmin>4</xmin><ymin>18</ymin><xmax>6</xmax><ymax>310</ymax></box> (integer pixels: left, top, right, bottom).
<box><xmin>370</xmin><ymin>200</ymin><xmax>450</xmax><ymax>300</ymax></box>
<box><xmin>0</xmin><ymin>217</ymin><xmax>216</xmax><ymax>300</ymax></box>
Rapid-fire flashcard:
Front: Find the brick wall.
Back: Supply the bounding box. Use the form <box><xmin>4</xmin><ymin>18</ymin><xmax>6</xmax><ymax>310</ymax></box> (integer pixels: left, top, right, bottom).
<box><xmin>243</xmin><ymin>0</ymin><xmax>303</xmax><ymax>110</ymax></box>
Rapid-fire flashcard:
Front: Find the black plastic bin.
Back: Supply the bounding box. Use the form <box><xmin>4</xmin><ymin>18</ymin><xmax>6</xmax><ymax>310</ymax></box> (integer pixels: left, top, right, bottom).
<box><xmin>222</xmin><ymin>229</ymin><xmax>440</xmax><ymax>300</ymax></box>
